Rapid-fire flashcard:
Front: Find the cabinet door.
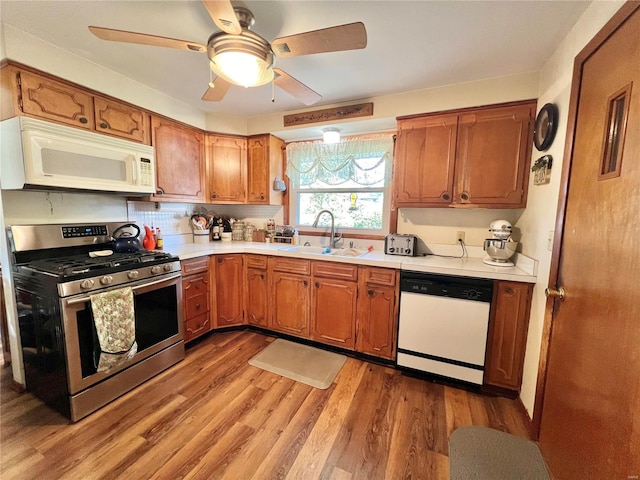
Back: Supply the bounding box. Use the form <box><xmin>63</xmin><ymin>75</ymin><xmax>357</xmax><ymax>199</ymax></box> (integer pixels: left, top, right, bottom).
<box><xmin>394</xmin><ymin>115</ymin><xmax>457</xmax><ymax>206</ymax></box>
<box><xmin>455</xmin><ymin>103</ymin><xmax>534</xmax><ymax>207</ymax></box>
<box><xmin>151</xmin><ymin>116</ymin><xmax>205</xmax><ymax>202</ymax></box>
<box><xmin>214</xmin><ymin>254</ymin><xmax>244</xmax><ymax>327</ymax></box>
<box><xmin>245</xmin><ymin>267</ymin><xmax>268</xmax><ymax>327</ymax></box>
<box><xmin>247</xmin><ymin>135</ymin><xmax>285</xmax><ymax>205</ymax></box>
<box><xmin>484</xmin><ymin>281</ymin><xmax>533</xmax><ymax>392</ymax></box>
<box><xmin>206</xmin><ymin>134</ymin><xmax>247</xmax><ymax>203</ymax></box>
<box><xmin>269</xmin><ymin>271</ymin><xmax>310</xmax><ymax>338</ymax></box>
<box><xmin>18</xmin><ymin>70</ymin><xmax>94</xmax><ymax>130</ymax></box>
<box><xmin>356</xmin><ymin>282</ymin><xmax>398</xmax><ymax>360</ymax></box>
<box><xmin>311</xmin><ymin>277</ymin><xmax>357</xmax><ymax>350</ymax></box>
<box><xmin>94</xmin><ymin>96</ymin><xmax>150</xmax><ymax>144</ymax></box>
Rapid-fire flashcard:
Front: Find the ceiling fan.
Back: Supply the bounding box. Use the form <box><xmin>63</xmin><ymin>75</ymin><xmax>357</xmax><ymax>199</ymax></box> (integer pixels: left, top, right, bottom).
<box><xmin>88</xmin><ymin>0</ymin><xmax>367</xmax><ymax>106</ymax></box>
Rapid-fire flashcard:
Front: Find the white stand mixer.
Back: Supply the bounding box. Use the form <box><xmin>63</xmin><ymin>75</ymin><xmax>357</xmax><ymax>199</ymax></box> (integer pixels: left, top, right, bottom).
<box><xmin>483</xmin><ymin>220</ymin><xmax>518</xmax><ymax>267</ymax></box>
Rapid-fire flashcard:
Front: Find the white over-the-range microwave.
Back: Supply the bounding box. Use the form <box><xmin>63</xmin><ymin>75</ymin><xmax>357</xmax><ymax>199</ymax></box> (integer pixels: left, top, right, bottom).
<box><xmin>0</xmin><ymin>116</ymin><xmax>155</xmax><ymax>195</ymax></box>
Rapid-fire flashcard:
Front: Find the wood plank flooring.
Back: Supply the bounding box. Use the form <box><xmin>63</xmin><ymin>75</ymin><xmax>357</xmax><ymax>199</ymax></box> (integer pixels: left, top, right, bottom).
<box><xmin>0</xmin><ymin>331</ymin><xmax>531</xmax><ymax>479</ymax></box>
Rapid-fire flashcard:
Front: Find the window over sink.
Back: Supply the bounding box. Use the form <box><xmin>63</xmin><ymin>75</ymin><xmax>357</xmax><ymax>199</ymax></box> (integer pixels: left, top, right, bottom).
<box><xmin>286</xmin><ymin>134</ymin><xmax>394</xmax><ymax>235</ymax></box>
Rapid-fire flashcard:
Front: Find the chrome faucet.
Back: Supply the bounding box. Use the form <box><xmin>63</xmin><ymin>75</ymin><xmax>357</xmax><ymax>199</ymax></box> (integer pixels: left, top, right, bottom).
<box><xmin>312</xmin><ymin>209</ymin><xmax>341</xmax><ymax>248</ymax></box>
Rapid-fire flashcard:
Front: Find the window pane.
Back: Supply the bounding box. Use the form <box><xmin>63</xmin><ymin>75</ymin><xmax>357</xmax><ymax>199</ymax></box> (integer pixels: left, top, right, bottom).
<box><xmin>298</xmin><ymin>192</ymin><xmax>384</xmax><ymax>230</ymax></box>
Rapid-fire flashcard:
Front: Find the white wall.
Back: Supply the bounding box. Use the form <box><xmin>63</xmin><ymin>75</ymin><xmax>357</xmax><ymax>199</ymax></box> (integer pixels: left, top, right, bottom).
<box><xmin>515</xmin><ymin>0</ymin><xmax>625</xmax><ymax>417</ymax></box>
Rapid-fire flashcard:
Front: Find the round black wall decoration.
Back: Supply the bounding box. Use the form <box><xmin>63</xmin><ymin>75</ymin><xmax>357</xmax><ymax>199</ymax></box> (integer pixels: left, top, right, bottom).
<box><xmin>533</xmin><ymin>103</ymin><xmax>559</xmax><ymax>151</ymax></box>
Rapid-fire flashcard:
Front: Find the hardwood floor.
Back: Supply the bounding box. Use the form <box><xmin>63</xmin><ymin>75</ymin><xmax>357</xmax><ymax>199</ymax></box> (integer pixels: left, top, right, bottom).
<box><xmin>0</xmin><ymin>331</ymin><xmax>530</xmax><ymax>479</ymax></box>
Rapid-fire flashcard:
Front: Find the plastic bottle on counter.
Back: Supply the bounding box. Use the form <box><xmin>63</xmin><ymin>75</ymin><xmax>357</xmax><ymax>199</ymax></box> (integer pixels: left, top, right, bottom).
<box><xmin>155</xmin><ymin>228</ymin><xmax>163</xmax><ymax>250</ymax></box>
<box><xmin>292</xmin><ymin>229</ymin><xmax>299</xmax><ymax>245</ymax></box>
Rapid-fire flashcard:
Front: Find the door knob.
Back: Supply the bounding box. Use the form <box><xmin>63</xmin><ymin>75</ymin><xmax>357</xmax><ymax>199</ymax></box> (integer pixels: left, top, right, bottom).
<box><xmin>545</xmin><ymin>286</ymin><xmax>566</xmax><ymax>300</ymax></box>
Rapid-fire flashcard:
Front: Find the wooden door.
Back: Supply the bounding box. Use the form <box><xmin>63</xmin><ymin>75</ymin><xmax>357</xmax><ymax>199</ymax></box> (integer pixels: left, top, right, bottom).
<box><xmin>214</xmin><ymin>255</ymin><xmax>244</xmax><ymax>327</ymax></box>
<box><xmin>151</xmin><ymin>116</ymin><xmax>205</xmax><ymax>202</ymax></box>
<box><xmin>245</xmin><ymin>267</ymin><xmax>268</xmax><ymax>326</ymax></box>
<box><xmin>269</xmin><ymin>272</ymin><xmax>310</xmax><ymax>338</ymax></box>
<box><xmin>18</xmin><ymin>70</ymin><xmax>94</xmax><ymax>129</ymax></box>
<box><xmin>393</xmin><ymin>115</ymin><xmax>457</xmax><ymax>206</ymax></box>
<box><xmin>455</xmin><ymin>102</ymin><xmax>534</xmax><ymax>207</ymax></box>
<box><xmin>206</xmin><ymin>134</ymin><xmax>247</xmax><ymax>203</ymax></box>
<box><xmin>310</xmin><ymin>278</ymin><xmax>357</xmax><ymax>350</ymax></box>
<box><xmin>93</xmin><ymin>96</ymin><xmax>149</xmax><ymax>144</ymax></box>
<box><xmin>538</xmin><ymin>5</ymin><xmax>640</xmax><ymax>478</ymax></box>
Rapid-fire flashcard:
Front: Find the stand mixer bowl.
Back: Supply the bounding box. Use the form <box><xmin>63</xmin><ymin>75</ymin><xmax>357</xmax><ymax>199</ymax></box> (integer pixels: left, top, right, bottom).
<box><xmin>483</xmin><ymin>238</ymin><xmax>518</xmax><ymax>263</ymax></box>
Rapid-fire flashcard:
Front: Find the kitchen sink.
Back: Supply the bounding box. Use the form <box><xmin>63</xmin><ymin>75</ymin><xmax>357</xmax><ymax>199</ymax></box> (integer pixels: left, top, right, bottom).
<box><xmin>279</xmin><ymin>245</ymin><xmax>369</xmax><ymax>257</ymax></box>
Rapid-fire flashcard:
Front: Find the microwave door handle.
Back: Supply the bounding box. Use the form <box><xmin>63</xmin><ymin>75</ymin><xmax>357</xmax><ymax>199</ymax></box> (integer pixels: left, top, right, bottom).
<box><xmin>132</xmin><ymin>158</ymin><xmax>138</xmax><ymax>184</ymax></box>
<box><xmin>65</xmin><ymin>273</ymin><xmax>181</xmax><ymax>305</ymax></box>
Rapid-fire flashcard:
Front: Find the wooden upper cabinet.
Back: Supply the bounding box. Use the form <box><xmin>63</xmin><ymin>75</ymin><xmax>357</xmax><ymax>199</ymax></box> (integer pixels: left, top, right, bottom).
<box><xmin>394</xmin><ymin>114</ymin><xmax>458</xmax><ymax>206</ymax></box>
<box><xmin>17</xmin><ymin>70</ymin><xmax>95</xmax><ymax>130</ymax></box>
<box><xmin>455</xmin><ymin>103</ymin><xmax>534</xmax><ymax>207</ymax></box>
<box><xmin>394</xmin><ymin>101</ymin><xmax>535</xmax><ymax>209</ymax></box>
<box><xmin>247</xmin><ymin>134</ymin><xmax>285</xmax><ymax>205</ymax></box>
<box><xmin>150</xmin><ymin>116</ymin><xmax>205</xmax><ymax>202</ymax></box>
<box><xmin>94</xmin><ymin>96</ymin><xmax>149</xmax><ymax>143</ymax></box>
<box><xmin>206</xmin><ymin>134</ymin><xmax>247</xmax><ymax>203</ymax></box>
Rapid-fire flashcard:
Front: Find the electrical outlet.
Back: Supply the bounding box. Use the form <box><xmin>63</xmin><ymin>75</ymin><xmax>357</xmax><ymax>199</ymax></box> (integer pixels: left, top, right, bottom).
<box><xmin>456</xmin><ymin>231</ymin><xmax>466</xmax><ymax>243</ymax></box>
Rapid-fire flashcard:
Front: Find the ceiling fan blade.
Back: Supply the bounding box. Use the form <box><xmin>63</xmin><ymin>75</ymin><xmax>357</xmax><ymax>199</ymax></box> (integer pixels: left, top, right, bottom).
<box><xmin>89</xmin><ymin>26</ymin><xmax>206</xmax><ymax>52</ymax></box>
<box><xmin>201</xmin><ymin>0</ymin><xmax>242</xmax><ymax>35</ymax></box>
<box><xmin>273</xmin><ymin>68</ymin><xmax>321</xmax><ymax>106</ymax></box>
<box><xmin>201</xmin><ymin>77</ymin><xmax>232</xmax><ymax>102</ymax></box>
<box><xmin>272</xmin><ymin>22</ymin><xmax>367</xmax><ymax>58</ymax></box>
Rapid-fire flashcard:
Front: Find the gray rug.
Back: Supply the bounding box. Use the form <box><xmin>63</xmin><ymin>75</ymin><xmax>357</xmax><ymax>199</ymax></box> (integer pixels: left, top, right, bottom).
<box><xmin>248</xmin><ymin>339</ymin><xmax>347</xmax><ymax>389</ymax></box>
<box><xmin>449</xmin><ymin>426</ymin><xmax>550</xmax><ymax>480</ymax></box>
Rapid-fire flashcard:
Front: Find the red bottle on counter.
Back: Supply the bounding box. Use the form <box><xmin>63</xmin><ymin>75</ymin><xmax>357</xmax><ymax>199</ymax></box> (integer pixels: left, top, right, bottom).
<box><xmin>143</xmin><ymin>225</ymin><xmax>156</xmax><ymax>250</ymax></box>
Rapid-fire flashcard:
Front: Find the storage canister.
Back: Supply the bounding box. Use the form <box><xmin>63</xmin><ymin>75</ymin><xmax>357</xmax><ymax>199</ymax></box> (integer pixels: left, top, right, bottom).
<box><xmin>231</xmin><ymin>221</ymin><xmax>245</xmax><ymax>241</ymax></box>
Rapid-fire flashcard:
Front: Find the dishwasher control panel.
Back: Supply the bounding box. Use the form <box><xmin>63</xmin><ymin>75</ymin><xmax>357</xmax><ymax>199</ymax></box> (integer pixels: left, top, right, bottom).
<box><xmin>400</xmin><ymin>272</ymin><xmax>493</xmax><ymax>302</ymax></box>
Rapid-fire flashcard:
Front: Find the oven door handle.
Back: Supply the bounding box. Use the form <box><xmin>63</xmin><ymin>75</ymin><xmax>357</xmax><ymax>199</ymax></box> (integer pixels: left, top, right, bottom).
<box><xmin>65</xmin><ymin>273</ymin><xmax>182</xmax><ymax>306</ymax></box>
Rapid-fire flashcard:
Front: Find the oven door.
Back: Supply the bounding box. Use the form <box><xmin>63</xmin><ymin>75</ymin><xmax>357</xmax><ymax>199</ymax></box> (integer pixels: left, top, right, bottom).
<box><xmin>61</xmin><ymin>272</ymin><xmax>183</xmax><ymax>394</ymax></box>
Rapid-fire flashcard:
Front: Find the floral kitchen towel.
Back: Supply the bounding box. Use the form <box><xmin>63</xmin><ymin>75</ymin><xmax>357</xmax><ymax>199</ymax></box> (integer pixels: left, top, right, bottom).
<box><xmin>90</xmin><ymin>287</ymin><xmax>137</xmax><ymax>373</ymax></box>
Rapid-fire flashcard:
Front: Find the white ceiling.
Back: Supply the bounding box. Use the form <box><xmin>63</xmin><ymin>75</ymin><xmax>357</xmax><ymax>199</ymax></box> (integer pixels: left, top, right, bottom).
<box><xmin>1</xmin><ymin>0</ymin><xmax>590</xmax><ymax>121</ymax></box>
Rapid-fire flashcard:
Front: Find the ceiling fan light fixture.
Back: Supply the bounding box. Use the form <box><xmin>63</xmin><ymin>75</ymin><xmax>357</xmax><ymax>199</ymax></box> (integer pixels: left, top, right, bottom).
<box><xmin>323</xmin><ymin>127</ymin><xmax>341</xmax><ymax>144</ymax></box>
<box><xmin>208</xmin><ymin>30</ymin><xmax>274</xmax><ymax>88</ymax></box>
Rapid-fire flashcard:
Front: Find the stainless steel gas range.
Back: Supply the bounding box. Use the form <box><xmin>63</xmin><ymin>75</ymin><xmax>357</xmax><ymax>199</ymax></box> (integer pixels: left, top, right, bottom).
<box><xmin>8</xmin><ymin>223</ymin><xmax>185</xmax><ymax>422</ymax></box>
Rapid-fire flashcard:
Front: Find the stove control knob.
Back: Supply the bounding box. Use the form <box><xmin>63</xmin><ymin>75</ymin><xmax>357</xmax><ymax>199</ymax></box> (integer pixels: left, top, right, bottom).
<box><xmin>80</xmin><ymin>279</ymin><xmax>95</xmax><ymax>290</ymax></box>
<box><xmin>127</xmin><ymin>271</ymin><xmax>139</xmax><ymax>280</ymax></box>
<box><xmin>163</xmin><ymin>264</ymin><xmax>173</xmax><ymax>272</ymax></box>
<box><xmin>100</xmin><ymin>275</ymin><xmax>113</xmax><ymax>286</ymax></box>
<box><xmin>151</xmin><ymin>266</ymin><xmax>163</xmax><ymax>275</ymax></box>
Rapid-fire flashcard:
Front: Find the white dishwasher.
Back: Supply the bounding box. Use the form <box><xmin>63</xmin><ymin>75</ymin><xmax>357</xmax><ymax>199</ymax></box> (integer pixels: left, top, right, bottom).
<box><xmin>397</xmin><ymin>271</ymin><xmax>493</xmax><ymax>385</ymax></box>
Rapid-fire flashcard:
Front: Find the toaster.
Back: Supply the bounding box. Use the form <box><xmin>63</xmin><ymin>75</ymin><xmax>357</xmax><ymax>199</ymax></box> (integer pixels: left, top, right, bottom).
<box><xmin>384</xmin><ymin>234</ymin><xmax>418</xmax><ymax>256</ymax></box>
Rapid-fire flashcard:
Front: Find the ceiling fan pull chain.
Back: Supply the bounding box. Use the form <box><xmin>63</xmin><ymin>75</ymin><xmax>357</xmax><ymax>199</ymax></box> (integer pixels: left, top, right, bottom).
<box><xmin>271</xmin><ymin>78</ymin><xmax>275</xmax><ymax>103</ymax></box>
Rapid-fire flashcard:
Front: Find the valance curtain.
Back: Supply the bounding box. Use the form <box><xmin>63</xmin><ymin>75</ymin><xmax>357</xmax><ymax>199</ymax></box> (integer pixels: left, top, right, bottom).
<box><xmin>285</xmin><ymin>134</ymin><xmax>394</xmax><ymax>188</ymax></box>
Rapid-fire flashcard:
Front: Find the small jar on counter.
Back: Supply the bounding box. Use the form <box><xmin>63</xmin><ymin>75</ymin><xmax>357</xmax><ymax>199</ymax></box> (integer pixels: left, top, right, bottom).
<box><xmin>231</xmin><ymin>221</ymin><xmax>245</xmax><ymax>241</ymax></box>
<box><xmin>244</xmin><ymin>224</ymin><xmax>256</xmax><ymax>242</ymax></box>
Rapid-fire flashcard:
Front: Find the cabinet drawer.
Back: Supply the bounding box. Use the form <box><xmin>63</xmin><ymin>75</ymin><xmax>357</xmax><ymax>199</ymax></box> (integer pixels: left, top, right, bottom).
<box><xmin>183</xmin><ymin>274</ymin><xmax>208</xmax><ymax>298</ymax></box>
<box><xmin>185</xmin><ymin>292</ymin><xmax>209</xmax><ymax>319</ymax></box>
<box><xmin>361</xmin><ymin>267</ymin><xmax>397</xmax><ymax>286</ymax></box>
<box><xmin>312</xmin><ymin>261</ymin><xmax>358</xmax><ymax>282</ymax></box>
<box><xmin>181</xmin><ymin>256</ymin><xmax>209</xmax><ymax>275</ymax></box>
<box><xmin>246</xmin><ymin>254</ymin><xmax>268</xmax><ymax>269</ymax></box>
<box><xmin>270</xmin><ymin>257</ymin><xmax>310</xmax><ymax>275</ymax></box>
<box><xmin>184</xmin><ymin>313</ymin><xmax>210</xmax><ymax>342</ymax></box>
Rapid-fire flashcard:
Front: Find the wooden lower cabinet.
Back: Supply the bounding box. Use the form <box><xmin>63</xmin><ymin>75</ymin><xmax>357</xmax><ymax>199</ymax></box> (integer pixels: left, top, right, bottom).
<box><xmin>356</xmin><ymin>267</ymin><xmax>399</xmax><ymax>360</ymax></box>
<box><xmin>181</xmin><ymin>257</ymin><xmax>211</xmax><ymax>343</ymax></box>
<box><xmin>245</xmin><ymin>255</ymin><xmax>268</xmax><ymax>327</ymax></box>
<box><xmin>268</xmin><ymin>257</ymin><xmax>311</xmax><ymax>338</ymax></box>
<box><xmin>484</xmin><ymin>281</ymin><xmax>534</xmax><ymax>392</ymax></box>
<box><xmin>311</xmin><ymin>262</ymin><xmax>358</xmax><ymax>350</ymax></box>
<box><xmin>212</xmin><ymin>254</ymin><xmax>244</xmax><ymax>327</ymax></box>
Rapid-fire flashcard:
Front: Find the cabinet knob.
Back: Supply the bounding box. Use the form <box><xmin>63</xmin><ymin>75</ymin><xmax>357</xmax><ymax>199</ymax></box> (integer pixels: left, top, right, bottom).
<box><xmin>460</xmin><ymin>192</ymin><xmax>470</xmax><ymax>201</ymax></box>
<box><xmin>315</xmin><ymin>282</ymin><xmax>320</xmax><ymax>288</ymax></box>
<box><xmin>260</xmin><ymin>193</ymin><xmax>265</xmax><ymax>200</ymax></box>
<box><xmin>218</xmin><ymin>258</ymin><xmax>223</xmax><ymax>264</ymax></box>
<box><xmin>156</xmin><ymin>187</ymin><xmax>165</xmax><ymax>195</ymax></box>
<box><xmin>100</xmin><ymin>122</ymin><xmax>109</xmax><ymax>129</ymax></box>
<box><xmin>79</xmin><ymin>117</ymin><xmax>88</xmax><ymax>124</ymax></box>
<box><xmin>260</xmin><ymin>274</ymin><xmax>265</xmax><ymax>280</ymax></box>
<box><xmin>195</xmin><ymin>303</ymin><xmax>201</xmax><ymax>309</ymax></box>
<box><xmin>195</xmin><ymin>284</ymin><xmax>200</xmax><ymax>289</ymax></box>
<box><xmin>441</xmin><ymin>193</ymin><xmax>450</xmax><ymax>201</ymax></box>
<box><xmin>211</xmin><ymin>193</ymin><xmax>218</xmax><ymax>199</ymax></box>
<box><xmin>368</xmin><ymin>289</ymin><xmax>374</xmax><ymax>296</ymax></box>
<box><xmin>303</xmin><ymin>280</ymin><xmax>308</xmax><ymax>287</ymax></box>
